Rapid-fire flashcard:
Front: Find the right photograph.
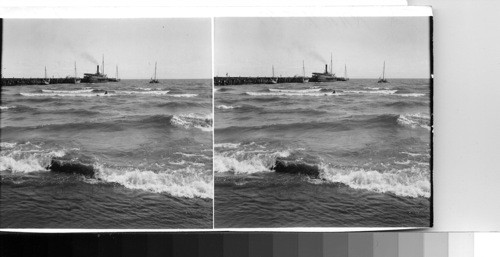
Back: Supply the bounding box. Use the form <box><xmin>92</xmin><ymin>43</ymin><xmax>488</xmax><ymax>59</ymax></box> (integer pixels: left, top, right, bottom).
<box><xmin>213</xmin><ymin>17</ymin><xmax>432</xmax><ymax>228</ymax></box>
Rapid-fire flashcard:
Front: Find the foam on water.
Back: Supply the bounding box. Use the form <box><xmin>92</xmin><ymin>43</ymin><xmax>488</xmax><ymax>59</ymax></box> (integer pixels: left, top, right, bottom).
<box><xmin>120</xmin><ymin>90</ymin><xmax>170</xmax><ymax>95</ymax></box>
<box><xmin>216</xmin><ymin>105</ymin><xmax>239</xmax><ymax>110</ymax></box>
<box><xmin>174</xmin><ymin>152</ymin><xmax>212</xmax><ymax>160</ymax></box>
<box><xmin>214</xmin><ymin>143</ymin><xmax>240</xmax><ymax>149</ymax></box>
<box><xmin>167</xmin><ymin>93</ymin><xmax>198</xmax><ymax>98</ymax></box>
<box><xmin>401</xmin><ymin>152</ymin><xmax>427</xmax><ymax>157</ymax></box>
<box><xmin>397</xmin><ymin>93</ymin><xmax>426</xmax><ymax>97</ymax></box>
<box><xmin>170</xmin><ymin>113</ymin><xmax>213</xmax><ymax>132</ymax></box>
<box><xmin>319</xmin><ymin>164</ymin><xmax>430</xmax><ymax>198</ymax></box>
<box><xmin>246</xmin><ymin>91</ymin><xmax>336</xmax><ymax>97</ymax></box>
<box><xmin>0</xmin><ymin>106</ymin><xmax>16</xmax><ymax>110</ymax></box>
<box><xmin>214</xmin><ymin>147</ymin><xmax>291</xmax><ymax>174</ymax></box>
<box><xmin>21</xmin><ymin>92</ymin><xmax>111</xmax><ymax>97</ymax></box>
<box><xmin>268</xmin><ymin>88</ymin><xmax>322</xmax><ymax>93</ymax></box>
<box><xmin>1</xmin><ymin>142</ymin><xmax>17</xmax><ymax>149</ymax></box>
<box><xmin>169</xmin><ymin>160</ymin><xmax>187</xmax><ymax>166</ymax></box>
<box><xmin>344</xmin><ymin>90</ymin><xmax>398</xmax><ymax>95</ymax></box>
<box><xmin>0</xmin><ymin>143</ymin><xmax>66</xmax><ymax>173</ymax></box>
<box><xmin>94</xmin><ymin>165</ymin><xmax>213</xmax><ymax>199</ymax></box>
<box><xmin>397</xmin><ymin>113</ymin><xmax>431</xmax><ymax>130</ymax></box>
<box><xmin>42</xmin><ymin>89</ymin><xmax>94</xmax><ymax>93</ymax></box>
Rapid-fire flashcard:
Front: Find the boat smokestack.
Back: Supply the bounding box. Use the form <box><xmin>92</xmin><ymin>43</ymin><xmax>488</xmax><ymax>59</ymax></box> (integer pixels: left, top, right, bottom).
<box><xmin>97</xmin><ymin>65</ymin><xmax>100</xmax><ymax>74</ymax></box>
<box><xmin>325</xmin><ymin>64</ymin><xmax>328</xmax><ymax>73</ymax></box>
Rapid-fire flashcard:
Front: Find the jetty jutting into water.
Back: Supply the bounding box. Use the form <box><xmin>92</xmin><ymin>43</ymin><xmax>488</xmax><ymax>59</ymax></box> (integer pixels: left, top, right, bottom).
<box><xmin>2</xmin><ymin>55</ymin><xmax>121</xmax><ymax>86</ymax></box>
<box><xmin>214</xmin><ymin>76</ymin><xmax>311</xmax><ymax>86</ymax></box>
<box><xmin>1</xmin><ymin>77</ymin><xmax>84</xmax><ymax>87</ymax></box>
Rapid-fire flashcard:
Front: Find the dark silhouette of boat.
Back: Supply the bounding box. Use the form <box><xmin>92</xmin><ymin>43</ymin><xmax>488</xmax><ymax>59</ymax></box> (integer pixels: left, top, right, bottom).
<box><xmin>270</xmin><ymin>65</ymin><xmax>278</xmax><ymax>84</ymax></box>
<box><xmin>41</xmin><ymin>66</ymin><xmax>50</xmax><ymax>85</ymax></box>
<box><xmin>72</xmin><ymin>62</ymin><xmax>81</xmax><ymax>84</ymax></box>
<box><xmin>82</xmin><ymin>65</ymin><xmax>108</xmax><ymax>83</ymax></box>
<box><xmin>378</xmin><ymin>61</ymin><xmax>388</xmax><ymax>83</ymax></box>
<box><xmin>337</xmin><ymin>64</ymin><xmax>349</xmax><ymax>81</ymax></box>
<box><xmin>109</xmin><ymin>65</ymin><xmax>120</xmax><ymax>82</ymax></box>
<box><xmin>311</xmin><ymin>64</ymin><xmax>336</xmax><ymax>82</ymax></box>
<box><xmin>310</xmin><ymin>54</ymin><xmax>336</xmax><ymax>82</ymax></box>
<box><xmin>150</xmin><ymin>62</ymin><xmax>159</xmax><ymax>83</ymax></box>
<box><xmin>82</xmin><ymin>56</ymin><xmax>109</xmax><ymax>83</ymax></box>
<box><xmin>301</xmin><ymin>61</ymin><xmax>309</xmax><ymax>83</ymax></box>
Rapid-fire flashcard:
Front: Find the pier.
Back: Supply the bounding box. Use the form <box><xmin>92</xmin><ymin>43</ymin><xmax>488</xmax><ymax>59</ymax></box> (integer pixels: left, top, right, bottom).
<box><xmin>214</xmin><ymin>76</ymin><xmax>310</xmax><ymax>86</ymax></box>
<box><xmin>1</xmin><ymin>77</ymin><xmax>82</xmax><ymax>87</ymax></box>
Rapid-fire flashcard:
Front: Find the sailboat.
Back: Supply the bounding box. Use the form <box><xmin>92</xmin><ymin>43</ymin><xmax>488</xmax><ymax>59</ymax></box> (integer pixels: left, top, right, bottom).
<box><xmin>301</xmin><ymin>60</ymin><xmax>309</xmax><ymax>83</ymax></box>
<box><xmin>330</xmin><ymin>53</ymin><xmax>333</xmax><ymax>75</ymax></box>
<box><xmin>42</xmin><ymin>66</ymin><xmax>50</xmax><ymax>85</ymax></box>
<box><xmin>149</xmin><ymin>62</ymin><xmax>159</xmax><ymax>83</ymax></box>
<box><xmin>270</xmin><ymin>65</ymin><xmax>278</xmax><ymax>84</ymax></box>
<box><xmin>337</xmin><ymin>64</ymin><xmax>349</xmax><ymax>81</ymax></box>
<box><xmin>109</xmin><ymin>65</ymin><xmax>120</xmax><ymax>82</ymax></box>
<box><xmin>378</xmin><ymin>61</ymin><xmax>388</xmax><ymax>83</ymax></box>
<box><xmin>115</xmin><ymin>65</ymin><xmax>120</xmax><ymax>82</ymax></box>
<box><xmin>73</xmin><ymin>62</ymin><xmax>81</xmax><ymax>84</ymax></box>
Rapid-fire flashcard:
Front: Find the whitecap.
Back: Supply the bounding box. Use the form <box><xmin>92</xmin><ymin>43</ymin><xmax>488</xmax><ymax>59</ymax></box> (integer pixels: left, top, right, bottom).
<box><xmin>94</xmin><ymin>165</ymin><xmax>213</xmax><ymax>199</ymax></box>
<box><xmin>319</xmin><ymin>164</ymin><xmax>430</xmax><ymax>198</ymax></box>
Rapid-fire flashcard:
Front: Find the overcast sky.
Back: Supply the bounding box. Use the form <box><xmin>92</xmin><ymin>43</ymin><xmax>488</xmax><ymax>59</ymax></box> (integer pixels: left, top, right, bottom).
<box><xmin>2</xmin><ymin>19</ymin><xmax>212</xmax><ymax>79</ymax></box>
<box><xmin>215</xmin><ymin>17</ymin><xmax>430</xmax><ymax>78</ymax></box>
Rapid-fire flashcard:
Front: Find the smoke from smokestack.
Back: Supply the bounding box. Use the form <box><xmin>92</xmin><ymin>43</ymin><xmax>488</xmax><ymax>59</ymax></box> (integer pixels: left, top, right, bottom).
<box><xmin>80</xmin><ymin>52</ymin><xmax>99</xmax><ymax>65</ymax></box>
<box><xmin>308</xmin><ymin>51</ymin><xmax>328</xmax><ymax>64</ymax></box>
<box><xmin>288</xmin><ymin>41</ymin><xmax>327</xmax><ymax>64</ymax></box>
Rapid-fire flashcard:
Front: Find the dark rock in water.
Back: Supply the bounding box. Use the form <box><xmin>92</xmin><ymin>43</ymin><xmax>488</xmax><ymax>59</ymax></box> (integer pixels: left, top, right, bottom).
<box><xmin>272</xmin><ymin>159</ymin><xmax>320</xmax><ymax>178</ymax></box>
<box><xmin>46</xmin><ymin>159</ymin><xmax>96</xmax><ymax>178</ymax></box>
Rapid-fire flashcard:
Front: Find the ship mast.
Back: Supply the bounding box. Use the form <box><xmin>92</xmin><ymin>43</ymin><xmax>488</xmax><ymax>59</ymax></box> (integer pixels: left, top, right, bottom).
<box><xmin>102</xmin><ymin>55</ymin><xmax>104</xmax><ymax>75</ymax></box>
<box><xmin>302</xmin><ymin>61</ymin><xmax>305</xmax><ymax>77</ymax></box>
<box><xmin>344</xmin><ymin>64</ymin><xmax>347</xmax><ymax>79</ymax></box>
<box><xmin>45</xmin><ymin>66</ymin><xmax>47</xmax><ymax>79</ymax></box>
<box><xmin>154</xmin><ymin>62</ymin><xmax>157</xmax><ymax>80</ymax></box>
<box><xmin>74</xmin><ymin>62</ymin><xmax>77</xmax><ymax>78</ymax></box>
<box><xmin>382</xmin><ymin>61</ymin><xmax>386</xmax><ymax>80</ymax></box>
<box><xmin>116</xmin><ymin>65</ymin><xmax>119</xmax><ymax>79</ymax></box>
<box><xmin>272</xmin><ymin>65</ymin><xmax>275</xmax><ymax>78</ymax></box>
<box><xmin>330</xmin><ymin>53</ymin><xmax>333</xmax><ymax>74</ymax></box>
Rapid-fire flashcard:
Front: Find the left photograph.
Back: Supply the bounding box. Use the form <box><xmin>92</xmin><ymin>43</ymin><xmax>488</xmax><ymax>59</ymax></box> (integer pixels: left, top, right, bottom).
<box><xmin>0</xmin><ymin>19</ymin><xmax>213</xmax><ymax>229</ymax></box>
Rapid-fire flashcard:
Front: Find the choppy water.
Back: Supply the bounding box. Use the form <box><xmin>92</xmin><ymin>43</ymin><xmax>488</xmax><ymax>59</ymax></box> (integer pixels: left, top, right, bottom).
<box><xmin>214</xmin><ymin>79</ymin><xmax>432</xmax><ymax>227</ymax></box>
<box><xmin>0</xmin><ymin>79</ymin><xmax>213</xmax><ymax>228</ymax></box>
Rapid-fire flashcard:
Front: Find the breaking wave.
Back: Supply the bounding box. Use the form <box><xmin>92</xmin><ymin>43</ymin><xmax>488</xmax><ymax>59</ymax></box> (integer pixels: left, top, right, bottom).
<box><xmin>167</xmin><ymin>93</ymin><xmax>198</xmax><ymax>98</ymax></box>
<box><xmin>170</xmin><ymin>113</ymin><xmax>213</xmax><ymax>132</ymax></box>
<box><xmin>20</xmin><ymin>89</ymin><xmax>197</xmax><ymax>98</ymax></box>
<box><xmin>397</xmin><ymin>113</ymin><xmax>431</xmax><ymax>131</ymax></box>
<box><xmin>214</xmin><ymin>147</ymin><xmax>291</xmax><ymax>174</ymax></box>
<box><xmin>0</xmin><ymin>142</ymin><xmax>67</xmax><ymax>173</ymax></box>
<box><xmin>0</xmin><ymin>142</ymin><xmax>213</xmax><ymax>199</ymax></box>
<box><xmin>42</xmin><ymin>89</ymin><xmax>94</xmax><ymax>94</ymax></box>
<box><xmin>246</xmin><ymin>91</ymin><xmax>338</xmax><ymax>97</ymax></box>
<box><xmin>214</xmin><ymin>143</ymin><xmax>241</xmax><ymax>149</ymax></box>
<box><xmin>319</xmin><ymin>164</ymin><xmax>430</xmax><ymax>198</ymax></box>
<box><xmin>120</xmin><ymin>90</ymin><xmax>170</xmax><ymax>95</ymax></box>
<box><xmin>20</xmin><ymin>92</ymin><xmax>111</xmax><ymax>97</ymax></box>
<box><xmin>94</xmin><ymin>165</ymin><xmax>213</xmax><ymax>199</ymax></box>
<box><xmin>268</xmin><ymin>88</ymin><xmax>322</xmax><ymax>93</ymax></box>
<box><xmin>216</xmin><ymin>105</ymin><xmax>239</xmax><ymax>110</ymax></box>
<box><xmin>0</xmin><ymin>106</ymin><xmax>16</xmax><ymax>110</ymax></box>
<box><xmin>397</xmin><ymin>93</ymin><xmax>426</xmax><ymax>97</ymax></box>
<box><xmin>1</xmin><ymin>142</ymin><xmax>18</xmax><ymax>149</ymax></box>
<box><xmin>214</xmin><ymin>144</ymin><xmax>430</xmax><ymax>198</ymax></box>
<box><xmin>344</xmin><ymin>90</ymin><xmax>397</xmax><ymax>95</ymax></box>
